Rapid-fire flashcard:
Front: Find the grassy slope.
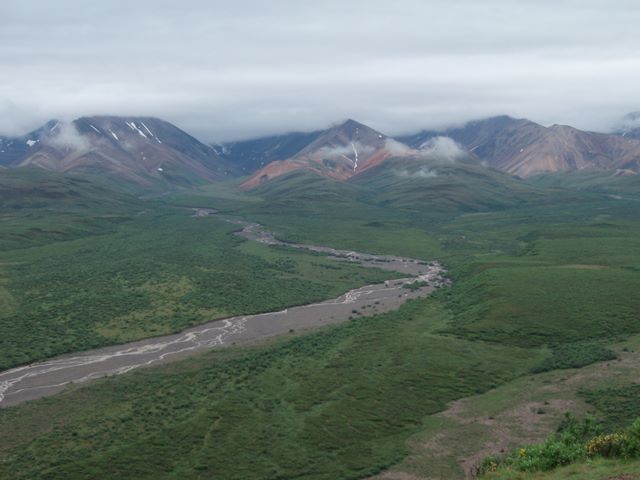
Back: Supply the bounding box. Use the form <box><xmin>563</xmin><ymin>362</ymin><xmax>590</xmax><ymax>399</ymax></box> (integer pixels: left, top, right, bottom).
<box><xmin>484</xmin><ymin>457</ymin><xmax>640</xmax><ymax>479</ymax></box>
<box><xmin>375</xmin><ymin>333</ymin><xmax>640</xmax><ymax>479</ymax></box>
<box><xmin>0</xmin><ymin>168</ymin><xmax>142</xmax><ymax>251</ymax></box>
<box><xmin>352</xmin><ymin>156</ymin><xmax>555</xmax><ymax>212</ymax></box>
<box><xmin>442</xmin><ymin>227</ymin><xmax>640</xmax><ymax>348</ymax></box>
<box><xmin>482</xmin><ymin>369</ymin><xmax>640</xmax><ymax>478</ymax></box>
<box><xmin>529</xmin><ymin>169</ymin><xmax>640</xmax><ymax>200</ymax></box>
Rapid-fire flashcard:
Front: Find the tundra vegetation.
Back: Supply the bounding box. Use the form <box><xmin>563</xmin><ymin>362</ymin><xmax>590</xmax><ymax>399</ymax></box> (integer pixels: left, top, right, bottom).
<box><xmin>1</xmin><ymin>167</ymin><xmax>639</xmax><ymax>479</ymax></box>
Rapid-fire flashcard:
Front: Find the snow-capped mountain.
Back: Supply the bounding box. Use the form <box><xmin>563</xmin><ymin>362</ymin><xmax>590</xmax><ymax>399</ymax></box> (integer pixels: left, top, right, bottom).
<box><xmin>1</xmin><ymin>116</ymin><xmax>238</xmax><ymax>188</ymax></box>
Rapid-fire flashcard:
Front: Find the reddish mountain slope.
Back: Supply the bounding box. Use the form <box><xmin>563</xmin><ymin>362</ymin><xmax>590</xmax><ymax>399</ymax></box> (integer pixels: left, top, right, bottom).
<box><xmin>398</xmin><ymin>116</ymin><xmax>640</xmax><ymax>177</ymax></box>
<box><xmin>242</xmin><ymin>119</ymin><xmax>414</xmax><ymax>189</ymax></box>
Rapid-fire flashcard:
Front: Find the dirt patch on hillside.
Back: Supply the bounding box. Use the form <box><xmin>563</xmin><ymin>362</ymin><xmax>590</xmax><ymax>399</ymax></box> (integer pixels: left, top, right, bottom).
<box><xmin>371</xmin><ymin>343</ymin><xmax>640</xmax><ymax>480</ymax></box>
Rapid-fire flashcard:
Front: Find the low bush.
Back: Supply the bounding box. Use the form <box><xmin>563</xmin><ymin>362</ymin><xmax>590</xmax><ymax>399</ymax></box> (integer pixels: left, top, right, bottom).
<box><xmin>531</xmin><ymin>342</ymin><xmax>617</xmax><ymax>373</ymax></box>
<box><xmin>479</xmin><ymin>414</ymin><xmax>640</xmax><ymax>476</ymax></box>
<box><xmin>586</xmin><ymin>419</ymin><xmax>640</xmax><ymax>459</ymax></box>
<box><xmin>479</xmin><ymin>414</ymin><xmax>600</xmax><ymax>474</ymax></box>
<box><xmin>482</xmin><ymin>416</ymin><xmax>640</xmax><ymax>476</ymax></box>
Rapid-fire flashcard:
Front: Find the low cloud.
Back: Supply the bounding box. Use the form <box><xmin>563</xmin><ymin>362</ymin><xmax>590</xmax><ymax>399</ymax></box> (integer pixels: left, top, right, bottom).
<box><xmin>616</xmin><ymin>112</ymin><xmax>640</xmax><ymax>133</ymax></box>
<box><xmin>384</xmin><ymin>138</ymin><xmax>414</xmax><ymax>156</ymax></box>
<box><xmin>418</xmin><ymin>136</ymin><xmax>466</xmax><ymax>161</ymax></box>
<box><xmin>47</xmin><ymin>122</ymin><xmax>90</xmax><ymax>151</ymax></box>
<box><xmin>3</xmin><ymin>2</ymin><xmax>640</xmax><ymax>140</ymax></box>
<box><xmin>396</xmin><ymin>166</ymin><xmax>438</xmax><ymax>179</ymax></box>
<box><xmin>315</xmin><ymin>142</ymin><xmax>374</xmax><ymax>159</ymax></box>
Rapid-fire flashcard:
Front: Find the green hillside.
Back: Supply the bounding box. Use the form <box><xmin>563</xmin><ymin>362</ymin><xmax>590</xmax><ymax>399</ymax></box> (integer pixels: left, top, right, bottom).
<box><xmin>247</xmin><ymin>154</ymin><xmax>564</xmax><ymax>214</ymax></box>
<box><xmin>352</xmin><ymin>155</ymin><xmax>555</xmax><ymax>211</ymax></box>
<box><xmin>529</xmin><ymin>169</ymin><xmax>640</xmax><ymax>200</ymax></box>
<box><xmin>0</xmin><ymin>168</ymin><xmax>142</xmax><ymax>251</ymax></box>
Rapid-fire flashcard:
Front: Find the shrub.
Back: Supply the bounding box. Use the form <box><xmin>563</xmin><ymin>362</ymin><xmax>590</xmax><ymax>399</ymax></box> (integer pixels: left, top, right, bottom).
<box><xmin>481</xmin><ymin>416</ymin><xmax>640</xmax><ymax>476</ymax></box>
<box><xmin>513</xmin><ymin>435</ymin><xmax>584</xmax><ymax>471</ymax></box>
<box><xmin>480</xmin><ymin>414</ymin><xmax>600</xmax><ymax>473</ymax></box>
<box><xmin>586</xmin><ymin>432</ymin><xmax>626</xmax><ymax>457</ymax></box>
<box><xmin>479</xmin><ymin>456</ymin><xmax>499</xmax><ymax>474</ymax></box>
<box><xmin>531</xmin><ymin>342</ymin><xmax>617</xmax><ymax>373</ymax></box>
<box><xmin>622</xmin><ymin>418</ymin><xmax>640</xmax><ymax>458</ymax></box>
<box><xmin>585</xmin><ymin>418</ymin><xmax>640</xmax><ymax>458</ymax></box>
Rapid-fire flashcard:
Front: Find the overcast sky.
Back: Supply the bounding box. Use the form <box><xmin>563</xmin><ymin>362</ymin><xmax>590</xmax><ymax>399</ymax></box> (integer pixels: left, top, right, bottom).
<box><xmin>2</xmin><ymin>0</ymin><xmax>640</xmax><ymax>141</ymax></box>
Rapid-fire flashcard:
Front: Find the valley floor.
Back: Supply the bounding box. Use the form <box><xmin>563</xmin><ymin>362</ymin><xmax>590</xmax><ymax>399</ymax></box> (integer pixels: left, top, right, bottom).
<box><xmin>0</xmin><ymin>220</ymin><xmax>445</xmax><ymax>407</ymax></box>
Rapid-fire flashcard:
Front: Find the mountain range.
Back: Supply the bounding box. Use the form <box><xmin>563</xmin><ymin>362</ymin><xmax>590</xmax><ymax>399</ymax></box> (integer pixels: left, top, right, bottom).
<box><xmin>398</xmin><ymin>115</ymin><xmax>640</xmax><ymax>177</ymax></box>
<box><xmin>2</xmin><ymin>113</ymin><xmax>640</xmax><ymax>192</ymax></box>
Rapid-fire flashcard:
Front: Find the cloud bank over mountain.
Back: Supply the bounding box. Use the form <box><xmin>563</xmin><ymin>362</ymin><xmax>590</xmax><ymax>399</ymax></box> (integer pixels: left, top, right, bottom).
<box><xmin>2</xmin><ymin>0</ymin><xmax>640</xmax><ymax>141</ymax></box>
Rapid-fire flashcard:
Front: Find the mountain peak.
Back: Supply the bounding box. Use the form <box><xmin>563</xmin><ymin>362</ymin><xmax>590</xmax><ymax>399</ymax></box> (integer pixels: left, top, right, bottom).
<box><xmin>473</xmin><ymin>115</ymin><xmax>539</xmax><ymax>129</ymax></box>
<box><xmin>329</xmin><ymin>119</ymin><xmax>385</xmax><ymax>138</ymax></box>
<box><xmin>341</xmin><ymin>118</ymin><xmax>363</xmax><ymax>127</ymax></box>
<box><xmin>241</xmin><ymin>120</ymin><xmax>412</xmax><ymax>189</ymax></box>
<box><xmin>339</xmin><ymin>118</ymin><xmax>373</xmax><ymax>129</ymax></box>
<box><xmin>0</xmin><ymin>116</ymin><xmax>238</xmax><ymax>189</ymax></box>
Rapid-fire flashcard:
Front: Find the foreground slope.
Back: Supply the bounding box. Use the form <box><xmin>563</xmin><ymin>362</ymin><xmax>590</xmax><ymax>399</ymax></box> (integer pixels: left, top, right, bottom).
<box><xmin>485</xmin><ymin>458</ymin><xmax>640</xmax><ymax>480</ymax></box>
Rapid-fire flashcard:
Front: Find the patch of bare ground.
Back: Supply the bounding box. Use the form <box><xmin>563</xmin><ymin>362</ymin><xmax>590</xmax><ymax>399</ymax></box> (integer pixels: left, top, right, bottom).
<box><xmin>369</xmin><ymin>338</ymin><xmax>640</xmax><ymax>480</ymax></box>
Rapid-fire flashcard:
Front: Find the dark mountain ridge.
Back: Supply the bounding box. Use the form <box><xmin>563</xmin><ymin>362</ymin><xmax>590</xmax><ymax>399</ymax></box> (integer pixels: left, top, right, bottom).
<box><xmin>212</xmin><ymin>129</ymin><xmax>323</xmax><ymax>175</ymax></box>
